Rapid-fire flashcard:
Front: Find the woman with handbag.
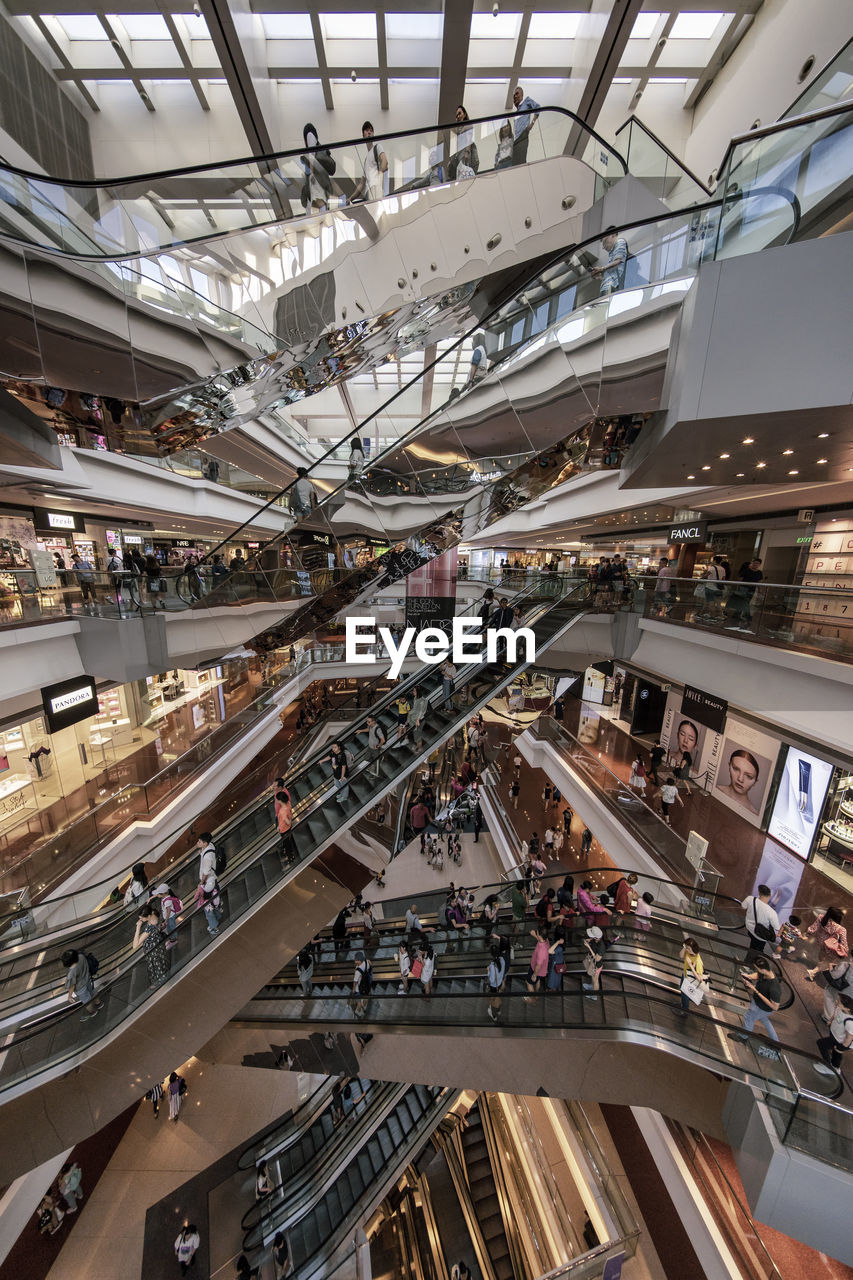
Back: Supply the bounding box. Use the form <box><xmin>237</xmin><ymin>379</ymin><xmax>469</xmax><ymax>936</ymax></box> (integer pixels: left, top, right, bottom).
<box><xmin>678</xmin><ymin>938</ymin><xmax>707</xmax><ymax>1015</ymax></box>
<box><xmin>582</xmin><ymin>926</ymin><xmax>605</xmax><ymax>999</ymax></box>
<box><xmin>806</xmin><ymin>907</ymin><xmax>848</xmax><ymax>981</ymax></box>
<box><xmin>822</xmin><ymin>958</ymin><xmax>853</xmax><ymax>1022</ymax></box>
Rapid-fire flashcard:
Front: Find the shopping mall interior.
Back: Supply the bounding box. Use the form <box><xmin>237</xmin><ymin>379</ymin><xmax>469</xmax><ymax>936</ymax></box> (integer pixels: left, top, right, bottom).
<box><xmin>0</xmin><ymin>1</ymin><xmax>851</xmax><ymax>1277</ymax></box>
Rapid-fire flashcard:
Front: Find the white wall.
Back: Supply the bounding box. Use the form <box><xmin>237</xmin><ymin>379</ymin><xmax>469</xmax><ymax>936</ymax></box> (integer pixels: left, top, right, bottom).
<box><xmin>683</xmin><ymin>0</ymin><xmax>853</xmax><ymax>183</ymax></box>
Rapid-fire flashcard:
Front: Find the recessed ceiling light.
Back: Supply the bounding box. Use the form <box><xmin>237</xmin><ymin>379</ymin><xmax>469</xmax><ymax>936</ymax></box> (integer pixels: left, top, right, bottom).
<box><xmin>756</xmin><ymin>462</ymin><xmax>766</xmax><ymax>469</ymax></box>
<box><xmin>782</xmin><ymin>449</ymin><xmax>793</xmax><ymax>456</ymax></box>
<box><xmin>788</xmin><ymin>469</ymin><xmax>799</xmax><ymax>475</ymax></box>
<box><xmin>736</xmin><ymin>472</ymin><xmax>745</xmax><ymax>477</ymax></box>
<box><xmin>701</xmin><ymin>465</ymin><xmax>711</xmax><ymax>471</ymax></box>
<box><xmin>719</xmin><ymin>452</ymin><xmax>730</xmax><ymax>459</ymax></box>
<box><xmin>817</xmin><ymin>458</ymin><xmax>827</xmax><ymax>465</ymax></box>
<box><xmin>742</xmin><ymin>437</ymin><xmax>754</xmax><ymax>444</ymax></box>
<box><xmin>686</xmin><ymin>474</ymin><xmax>695</xmax><ymax>480</ymax></box>
<box><xmin>818</xmin><ymin>432</ymin><xmax>829</xmax><ymax>438</ymax></box>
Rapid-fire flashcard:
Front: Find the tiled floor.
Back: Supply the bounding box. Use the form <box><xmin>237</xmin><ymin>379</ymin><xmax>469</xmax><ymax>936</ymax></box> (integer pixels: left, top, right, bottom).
<box><xmin>46</xmin><ymin>1060</ymin><xmax>308</xmax><ymax>1280</ymax></box>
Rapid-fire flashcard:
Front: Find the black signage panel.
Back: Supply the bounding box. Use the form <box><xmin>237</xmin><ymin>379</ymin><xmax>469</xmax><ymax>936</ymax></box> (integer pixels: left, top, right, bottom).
<box><xmin>32</xmin><ymin>506</ymin><xmax>84</xmax><ymax>533</ymax></box>
<box><xmin>42</xmin><ymin>675</ymin><xmax>98</xmax><ymax>733</ymax></box>
<box><xmin>682</xmin><ymin>684</ymin><xmax>728</xmax><ymax>733</ymax></box>
<box><xmin>668</xmin><ymin>522</ymin><xmax>707</xmax><ymax>543</ymax></box>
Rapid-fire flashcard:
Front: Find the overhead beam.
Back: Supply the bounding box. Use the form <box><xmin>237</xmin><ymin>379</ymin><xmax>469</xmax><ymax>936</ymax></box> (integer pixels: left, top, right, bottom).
<box><xmin>199</xmin><ymin>0</ymin><xmax>276</xmax><ymax>155</ymax></box>
<box><xmin>163</xmin><ymin>11</ymin><xmax>209</xmax><ymax>111</ymax></box>
<box><xmin>566</xmin><ymin>0</ymin><xmax>645</xmax><ymax>155</ymax></box>
<box><xmin>437</xmin><ymin>0</ymin><xmax>473</xmax><ymax>124</ymax></box>
<box><xmin>376</xmin><ymin>11</ymin><xmax>389</xmax><ymax>113</ymax></box>
<box><xmin>309</xmin><ymin>10</ymin><xmax>334</xmax><ymax>113</ymax></box>
<box><xmin>32</xmin><ymin>13</ymin><xmax>99</xmax><ymax>111</ymax></box>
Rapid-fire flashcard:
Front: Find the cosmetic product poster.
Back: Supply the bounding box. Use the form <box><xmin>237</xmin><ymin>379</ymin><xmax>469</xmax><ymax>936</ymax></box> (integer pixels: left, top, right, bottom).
<box><xmin>768</xmin><ymin>747</ymin><xmax>835</xmax><ymax>858</ymax></box>
<box><xmin>712</xmin><ymin>717</ymin><xmax>781</xmax><ymax>828</ymax></box>
<box><xmin>751</xmin><ymin>838</ymin><xmax>807</xmax><ymax>923</ymax></box>
<box><xmin>660</xmin><ymin>689</ymin><xmax>714</xmax><ymax>782</ymax></box>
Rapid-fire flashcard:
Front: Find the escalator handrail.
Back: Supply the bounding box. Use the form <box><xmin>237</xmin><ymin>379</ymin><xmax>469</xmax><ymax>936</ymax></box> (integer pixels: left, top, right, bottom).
<box><xmin>613</xmin><ymin>115</ymin><xmax>714</xmax><ymax>196</ymax></box>
<box><xmin>242</xmin><ymin>980</ymin><xmax>845</xmax><ymax>1105</ymax></box>
<box><xmin>236</xmin><ymin>1078</ymin><xmax>333</xmax><ymax>1170</ymax></box>
<box><xmin>716</xmin><ymin>97</ymin><xmax>853</xmax><ymax>185</ymax></box>
<box><xmin>0</xmin><ymin>106</ymin><xmax>626</xmax><ymax>198</ymax></box>
<box><xmin>191</xmin><ymin>181</ymin><xmax>800</xmax><ymax>570</ymax></box>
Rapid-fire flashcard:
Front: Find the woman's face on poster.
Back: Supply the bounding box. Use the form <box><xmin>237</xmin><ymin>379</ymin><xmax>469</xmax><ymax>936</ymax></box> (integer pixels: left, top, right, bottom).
<box><xmin>729</xmin><ymin>753</ymin><xmax>758</xmax><ymax>796</ymax></box>
<box><xmin>677</xmin><ymin>721</ymin><xmax>699</xmax><ymax>755</ymax></box>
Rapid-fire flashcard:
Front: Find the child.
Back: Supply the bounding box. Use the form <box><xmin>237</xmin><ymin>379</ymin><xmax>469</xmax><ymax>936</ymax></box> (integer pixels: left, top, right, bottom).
<box><xmin>634</xmin><ymin>891</ymin><xmax>654</xmax><ymax>932</ymax></box>
<box><xmin>774</xmin><ymin>914</ymin><xmax>803</xmax><ymax>958</ymax></box>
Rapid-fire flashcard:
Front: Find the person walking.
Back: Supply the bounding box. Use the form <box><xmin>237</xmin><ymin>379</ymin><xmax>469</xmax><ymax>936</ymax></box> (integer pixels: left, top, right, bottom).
<box><xmin>321</xmin><ymin>742</ymin><xmax>350</xmax><ymax>803</ymax></box>
<box><xmin>733</xmin><ymin>956</ymin><xmax>782</xmax><ymax>1044</ymax></box>
<box><xmin>167</xmin><ymin>1070</ymin><xmax>186</xmax><ymax>1122</ymax></box>
<box><xmin>727</xmin><ymin>557</ymin><xmax>764</xmax><ymax>631</ymax></box>
<box><xmin>145</xmin><ymin>1080</ymin><xmax>164</xmax><ymax>1117</ymax></box>
<box><xmin>289</xmin><ymin>467</ymin><xmax>316</xmax><ymax>520</ymax></box>
<box><xmin>58</xmin><ymin>1161</ymin><xmax>83</xmax><ymax>1213</ymax></box>
<box><xmin>580</xmin><ymin>827</ymin><xmax>593</xmax><ymax>856</ymax></box>
<box><xmin>805</xmin><ymin>906</ymin><xmax>848</xmax><ymax>981</ymax></box>
<box><xmin>677</xmin><ymin>938</ymin><xmax>706</xmax><ymax>1016</ymax></box>
<box><xmin>274</xmin><ymin>786</ymin><xmax>294</xmax><ymax>859</ymax></box>
<box><xmin>352</xmin><ymin>950</ymin><xmax>372</xmax><ymax>1017</ymax></box>
<box><xmin>174</xmin><ymin>1224</ymin><xmax>200</xmax><ymax>1274</ymax></box>
<box><xmin>509</xmin><ymin>778</ymin><xmax>520</xmax><ymax>809</ymax></box>
<box><xmin>510</xmin><ymin>85</ymin><xmax>540</xmax><ymax>165</ymax></box>
<box><xmin>296</xmin><ymin>946</ymin><xmax>314</xmax><ymax>997</ymax></box>
<box><xmin>657</xmin><ymin>777</ymin><xmax>683</xmax><ymax>825</ymax></box>
<box><xmin>544</xmin><ymin>825</ymin><xmax>556</xmax><ymax>859</ymax></box>
<box><xmin>396</xmin><ymin>939</ymin><xmax>412</xmax><ymax>994</ymax></box>
<box><xmin>407</xmin><ymin>685</ymin><xmax>430</xmax><ymax>748</ymax></box>
<box><xmin>562</xmin><ymin>804</ymin><xmax>573</xmax><ymax>834</ymax></box>
<box><xmin>473</xmin><ymin>801</ymin><xmax>484</xmax><ymax>843</ymax></box>
<box><xmin>628</xmin><ymin>757</ymin><xmax>647</xmax><ymax>795</ymax></box>
<box><xmin>649</xmin><ymin>741</ymin><xmax>666</xmax><ymax>785</ymax></box>
<box><xmin>741</xmin><ymin>884</ymin><xmax>780</xmax><ymax>954</ymax></box>
<box><xmin>441</xmin><ymin>657</ymin><xmax>457</xmax><ymax>710</ymax></box>
<box><xmin>62</xmin><ymin>948</ymin><xmax>104</xmax><ymax>1021</ymax></box>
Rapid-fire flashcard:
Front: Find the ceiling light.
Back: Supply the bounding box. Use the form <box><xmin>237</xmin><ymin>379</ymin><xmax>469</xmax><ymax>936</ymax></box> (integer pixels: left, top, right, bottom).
<box><xmin>817</xmin><ymin>458</ymin><xmax>827</xmax><ymax>464</ymax></box>
<box><xmin>788</xmin><ymin>469</ymin><xmax>799</xmax><ymax>475</ymax></box>
<box><xmin>742</xmin><ymin>436</ymin><xmax>754</xmax><ymax>444</ymax></box>
<box><xmin>686</xmin><ymin>474</ymin><xmax>695</xmax><ymax>480</ymax></box>
<box><xmin>756</xmin><ymin>462</ymin><xmax>766</xmax><ymax>469</ymax></box>
<box><xmin>818</xmin><ymin>432</ymin><xmax>829</xmax><ymax>438</ymax></box>
<box><xmin>701</xmin><ymin>465</ymin><xmax>711</xmax><ymax>471</ymax></box>
<box><xmin>630</xmin><ymin>12</ymin><xmax>660</xmax><ymax>39</ymax></box>
<box><xmin>736</xmin><ymin>472</ymin><xmax>745</xmax><ymax>477</ymax></box>
<box><xmin>719</xmin><ymin>452</ymin><xmax>730</xmax><ymax>459</ymax></box>
<box><xmin>782</xmin><ymin>449</ymin><xmax>793</xmax><ymax>456</ymax></box>
<box><xmin>669</xmin><ymin>12</ymin><xmax>723</xmax><ymax>39</ymax></box>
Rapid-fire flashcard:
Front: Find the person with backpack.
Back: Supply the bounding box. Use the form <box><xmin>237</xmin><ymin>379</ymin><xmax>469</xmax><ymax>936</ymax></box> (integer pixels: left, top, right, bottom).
<box><xmin>356</xmin><ymin>715</ymin><xmax>387</xmax><ymax>776</ymax></box>
<box><xmin>299</xmin><ymin>122</ymin><xmax>336</xmax><ymax>211</ymax></box>
<box><xmin>154</xmin><ymin>883</ymin><xmax>183</xmax><ymax>949</ymax></box>
<box><xmin>174</xmin><ymin>1223</ymin><xmax>200</xmax><ymax>1274</ymax></box>
<box><xmin>352</xmin><ymin>950</ymin><xmax>372</xmax><ymax>1017</ymax></box>
<box><xmin>352</xmin><ymin>120</ymin><xmax>388</xmax><ymax>201</ymax></box>
<box><xmin>628</xmin><ymin>757</ymin><xmax>647</xmax><ymax>794</ymax></box>
<box><xmin>486</xmin><ymin>942</ymin><xmax>508</xmax><ymax>1022</ymax></box>
<box><xmin>63</xmin><ymin>948</ymin><xmax>104</xmax><ymax>1021</ymax></box>
<box><xmin>196</xmin><ymin>832</ymin><xmax>218</xmax><ymax>881</ymax></box>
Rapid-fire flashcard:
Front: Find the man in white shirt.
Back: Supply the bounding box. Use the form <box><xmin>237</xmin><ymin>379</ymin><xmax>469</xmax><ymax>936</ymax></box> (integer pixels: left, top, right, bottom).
<box><xmin>197</xmin><ymin>832</ymin><xmax>217</xmax><ymax>883</ymax></box>
<box><xmin>352</xmin><ymin>120</ymin><xmax>387</xmax><ymax>202</ymax></box>
<box><xmin>741</xmin><ymin>884</ymin><xmax>780</xmax><ymax>954</ymax></box>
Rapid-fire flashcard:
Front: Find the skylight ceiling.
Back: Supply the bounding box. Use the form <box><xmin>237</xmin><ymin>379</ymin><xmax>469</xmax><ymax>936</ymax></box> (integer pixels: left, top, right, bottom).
<box><xmin>9</xmin><ymin>1</ymin><xmax>763</xmax><ymax>168</ymax></box>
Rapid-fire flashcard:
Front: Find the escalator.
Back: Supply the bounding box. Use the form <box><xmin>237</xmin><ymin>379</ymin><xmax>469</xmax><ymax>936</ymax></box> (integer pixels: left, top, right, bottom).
<box><xmin>0</xmin><ymin>581</ymin><xmax>589</xmax><ymax>1151</ymax></box>
<box><xmin>241</xmin><ymin>1076</ymin><xmax>406</xmax><ymax>1250</ymax></box>
<box><xmin>459</xmin><ymin>1101</ymin><xmax>514</xmax><ymax>1280</ymax></box>
<box><xmin>236</xmin><ymin>906</ymin><xmax>846</xmax><ymax>1149</ymax></box>
<box><xmin>263</xmin><ymin>1083</ymin><xmax>457</xmax><ymax>1278</ymax></box>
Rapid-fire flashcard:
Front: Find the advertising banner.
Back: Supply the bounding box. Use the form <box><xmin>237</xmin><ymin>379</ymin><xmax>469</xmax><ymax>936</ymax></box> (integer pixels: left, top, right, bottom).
<box><xmin>768</xmin><ymin>747</ymin><xmax>835</xmax><ymax>858</ymax></box>
<box><xmin>681</xmin><ymin>685</ymin><xmax>728</xmax><ymax>734</ymax></box>
<box><xmin>660</xmin><ymin>689</ymin><xmax>716</xmax><ymax>785</ymax></box>
<box><xmin>751</xmin><ymin>839</ymin><xmax>807</xmax><ymax>923</ymax></box>
<box><xmin>710</xmin><ymin>716</ymin><xmax>781</xmax><ymax>827</ymax></box>
<box><xmin>406</xmin><ymin>547</ymin><xmax>458</xmax><ymax>636</ymax></box>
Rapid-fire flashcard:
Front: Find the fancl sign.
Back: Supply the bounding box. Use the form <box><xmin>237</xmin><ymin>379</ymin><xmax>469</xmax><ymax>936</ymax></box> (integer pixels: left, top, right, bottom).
<box><xmin>668</xmin><ymin>522</ymin><xmax>707</xmax><ymax>544</ymax></box>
